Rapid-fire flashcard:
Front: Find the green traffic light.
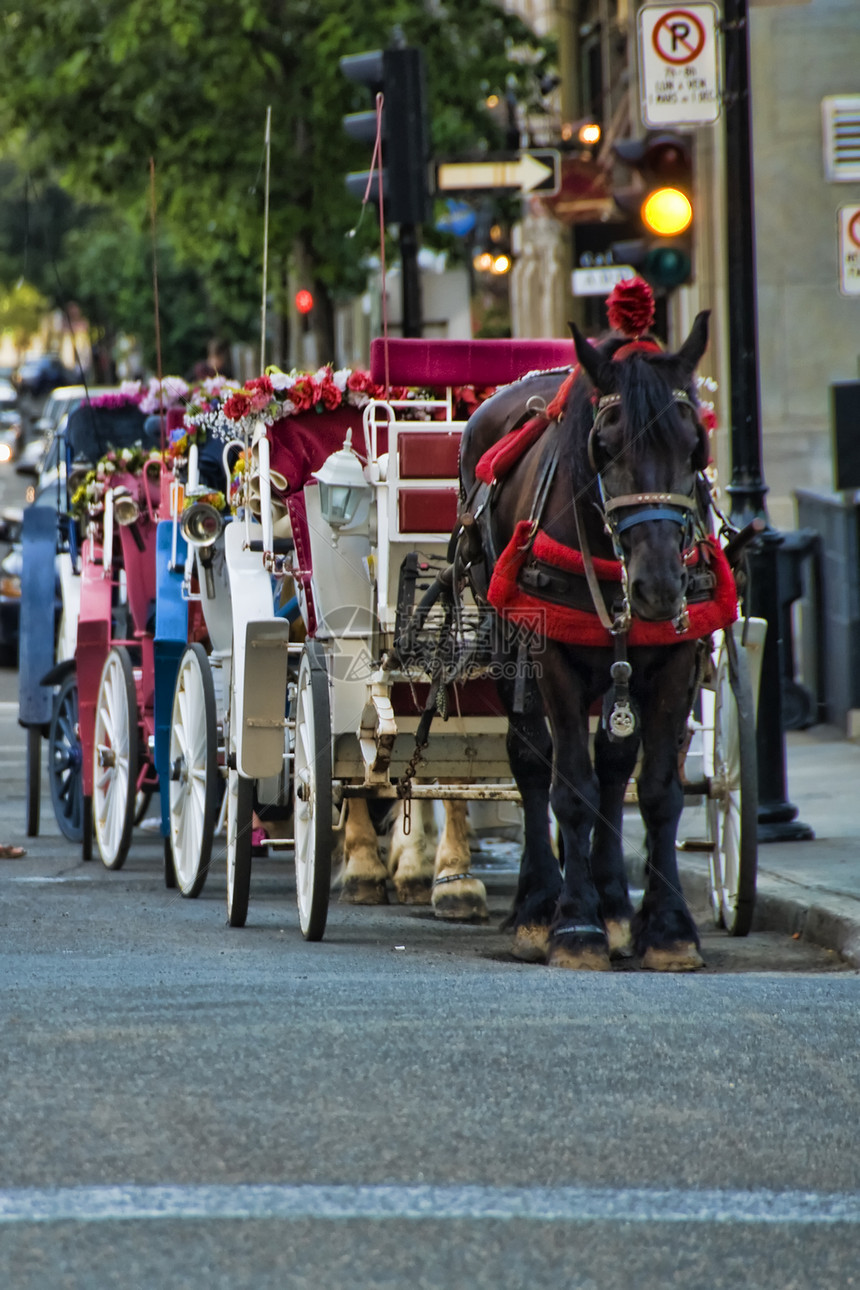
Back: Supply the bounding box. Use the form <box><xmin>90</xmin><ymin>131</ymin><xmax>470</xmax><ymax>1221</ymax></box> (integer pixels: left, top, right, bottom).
<box><xmin>644</xmin><ymin>243</ymin><xmax>692</xmax><ymax>289</ymax></box>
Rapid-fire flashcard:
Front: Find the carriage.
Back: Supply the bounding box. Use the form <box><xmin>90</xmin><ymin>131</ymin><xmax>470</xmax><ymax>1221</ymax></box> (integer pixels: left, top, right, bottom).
<box><xmin>167</xmin><ymin>295</ymin><xmax>765</xmax><ymax>960</ymax></box>
<box><xmin>18</xmin><ymin>390</ymin><xmax>192</xmax><ymax>880</ymax></box>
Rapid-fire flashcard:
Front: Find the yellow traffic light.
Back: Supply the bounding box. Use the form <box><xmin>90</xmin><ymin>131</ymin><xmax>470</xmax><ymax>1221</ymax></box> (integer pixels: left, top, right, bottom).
<box><xmin>641</xmin><ymin>186</ymin><xmax>692</xmax><ymax>237</ymax></box>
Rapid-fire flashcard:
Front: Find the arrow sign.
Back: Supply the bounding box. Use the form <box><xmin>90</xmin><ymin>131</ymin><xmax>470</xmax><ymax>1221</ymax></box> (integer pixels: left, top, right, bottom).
<box><xmin>437</xmin><ymin>150</ymin><xmax>560</xmax><ymax>195</ymax></box>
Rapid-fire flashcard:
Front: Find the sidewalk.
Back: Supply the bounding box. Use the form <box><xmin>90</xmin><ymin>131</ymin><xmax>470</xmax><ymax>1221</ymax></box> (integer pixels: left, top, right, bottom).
<box><xmin>675</xmin><ymin>725</ymin><xmax>860</xmax><ymax>967</ymax></box>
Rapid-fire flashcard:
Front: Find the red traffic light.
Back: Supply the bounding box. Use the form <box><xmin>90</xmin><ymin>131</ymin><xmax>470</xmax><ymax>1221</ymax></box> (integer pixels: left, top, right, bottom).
<box><xmin>295</xmin><ymin>289</ymin><xmax>314</xmax><ymax>315</ymax></box>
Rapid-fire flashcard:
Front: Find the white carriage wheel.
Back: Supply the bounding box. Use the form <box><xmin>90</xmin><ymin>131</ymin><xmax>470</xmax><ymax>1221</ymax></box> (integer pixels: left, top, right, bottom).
<box><xmin>93</xmin><ymin>646</ymin><xmax>139</xmax><ymax>870</ymax></box>
<box><xmin>226</xmin><ymin>763</ymin><xmax>254</xmax><ymax>928</ymax></box>
<box><xmin>293</xmin><ymin>639</ymin><xmax>333</xmax><ymax>942</ymax></box>
<box><xmin>168</xmin><ymin>643</ymin><xmax>219</xmax><ymax>898</ymax></box>
<box><xmin>708</xmin><ymin>631</ymin><xmax>758</xmax><ymax>937</ymax></box>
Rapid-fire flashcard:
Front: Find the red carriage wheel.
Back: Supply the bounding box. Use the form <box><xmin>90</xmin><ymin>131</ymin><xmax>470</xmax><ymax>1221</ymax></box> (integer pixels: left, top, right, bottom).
<box><xmin>92</xmin><ymin>646</ymin><xmax>139</xmax><ymax>870</ymax></box>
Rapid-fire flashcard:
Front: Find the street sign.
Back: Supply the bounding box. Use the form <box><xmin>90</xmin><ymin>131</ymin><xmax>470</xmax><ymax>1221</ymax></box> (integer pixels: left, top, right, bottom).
<box><xmin>437</xmin><ymin>150</ymin><xmax>560</xmax><ymax>196</ymax></box>
<box><xmin>838</xmin><ymin>205</ymin><xmax>860</xmax><ymax>296</ymax></box>
<box><xmin>638</xmin><ymin>3</ymin><xmax>721</xmax><ymax>127</ymax></box>
<box><xmin>572</xmin><ymin>265</ymin><xmax>635</xmax><ymax>297</ymax></box>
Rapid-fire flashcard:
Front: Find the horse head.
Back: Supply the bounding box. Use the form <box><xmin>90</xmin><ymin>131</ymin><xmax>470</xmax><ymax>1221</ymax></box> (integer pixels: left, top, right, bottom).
<box><xmin>569</xmin><ymin>311</ymin><xmax>710</xmax><ymax>624</ymax></box>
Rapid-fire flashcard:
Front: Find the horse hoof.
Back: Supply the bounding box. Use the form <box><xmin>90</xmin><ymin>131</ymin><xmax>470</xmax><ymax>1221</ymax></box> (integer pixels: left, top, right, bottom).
<box><xmin>548</xmin><ymin>944</ymin><xmax>612</xmax><ymax>971</ymax></box>
<box><xmin>605</xmin><ymin>919</ymin><xmax>634</xmax><ymax>960</ymax></box>
<box><xmin>432</xmin><ymin>876</ymin><xmax>488</xmax><ymax>922</ymax></box>
<box><xmin>394</xmin><ymin>876</ymin><xmax>432</xmax><ymax>906</ymax></box>
<box><xmin>641</xmin><ymin>943</ymin><xmax>705</xmax><ymax>972</ymax></box>
<box><xmin>511</xmin><ymin>924</ymin><xmax>550</xmax><ymax>963</ymax></box>
<box><xmin>340</xmin><ymin>877</ymin><xmax>389</xmax><ymax>905</ymax></box>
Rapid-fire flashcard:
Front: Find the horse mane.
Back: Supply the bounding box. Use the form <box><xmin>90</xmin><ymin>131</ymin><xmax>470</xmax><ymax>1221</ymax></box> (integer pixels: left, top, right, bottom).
<box><xmin>562</xmin><ymin>332</ymin><xmax>700</xmax><ymax>498</ymax></box>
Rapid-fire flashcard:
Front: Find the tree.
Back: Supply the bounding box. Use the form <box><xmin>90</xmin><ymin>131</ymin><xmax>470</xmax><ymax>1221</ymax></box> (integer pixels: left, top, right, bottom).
<box><xmin>0</xmin><ymin>0</ymin><xmax>552</xmax><ymax>364</ymax></box>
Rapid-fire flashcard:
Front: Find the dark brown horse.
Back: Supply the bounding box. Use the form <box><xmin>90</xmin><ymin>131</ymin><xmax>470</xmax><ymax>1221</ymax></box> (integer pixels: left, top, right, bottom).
<box><xmin>457</xmin><ymin>312</ymin><xmax>733</xmax><ymax>971</ymax></box>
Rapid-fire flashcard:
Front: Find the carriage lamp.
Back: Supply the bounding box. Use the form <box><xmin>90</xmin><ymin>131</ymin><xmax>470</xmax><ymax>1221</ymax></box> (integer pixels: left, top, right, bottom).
<box><xmin>112</xmin><ymin>487</ymin><xmax>140</xmax><ymax>527</ymax></box>
<box><xmin>313</xmin><ymin>430</ymin><xmax>372</xmax><ymax>533</ymax></box>
<box><xmin>180</xmin><ymin>499</ymin><xmax>224</xmax><ymax>548</ymax></box>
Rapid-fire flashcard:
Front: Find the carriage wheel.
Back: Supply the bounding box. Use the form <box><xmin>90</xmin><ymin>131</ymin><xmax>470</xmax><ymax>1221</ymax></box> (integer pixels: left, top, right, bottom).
<box><xmin>93</xmin><ymin>646</ymin><xmax>139</xmax><ymax>870</ymax></box>
<box><xmin>47</xmin><ymin>672</ymin><xmax>85</xmax><ymax>842</ymax></box>
<box><xmin>226</xmin><ymin>766</ymin><xmax>254</xmax><ymax>927</ymax></box>
<box><xmin>26</xmin><ymin>726</ymin><xmax>41</xmax><ymax>837</ymax></box>
<box><xmin>168</xmin><ymin>643</ymin><xmax>218</xmax><ymax>898</ymax></box>
<box><xmin>708</xmin><ymin>630</ymin><xmax>758</xmax><ymax>936</ymax></box>
<box><xmin>293</xmin><ymin>639</ymin><xmax>332</xmax><ymax>942</ymax></box>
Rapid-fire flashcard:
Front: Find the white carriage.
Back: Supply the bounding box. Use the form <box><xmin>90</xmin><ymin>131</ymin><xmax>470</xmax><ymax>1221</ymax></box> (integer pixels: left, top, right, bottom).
<box><xmin>167</xmin><ymin>338</ymin><xmax>765</xmax><ymax>941</ymax></box>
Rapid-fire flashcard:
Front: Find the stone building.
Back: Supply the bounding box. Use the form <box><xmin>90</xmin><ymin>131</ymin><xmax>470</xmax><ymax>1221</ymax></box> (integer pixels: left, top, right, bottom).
<box><xmin>504</xmin><ymin>0</ymin><xmax>860</xmax><ymax>530</ymax></box>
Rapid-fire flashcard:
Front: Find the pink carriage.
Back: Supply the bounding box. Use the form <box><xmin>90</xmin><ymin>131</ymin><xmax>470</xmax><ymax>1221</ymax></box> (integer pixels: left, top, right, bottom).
<box><xmin>44</xmin><ymin>398</ymin><xmax>196</xmax><ymax>875</ymax></box>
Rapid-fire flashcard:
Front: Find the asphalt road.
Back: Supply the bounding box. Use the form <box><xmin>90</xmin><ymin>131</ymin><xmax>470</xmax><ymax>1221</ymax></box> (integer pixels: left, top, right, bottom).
<box><xmin>2</xmin><ymin>424</ymin><xmax>860</xmax><ymax>1289</ymax></box>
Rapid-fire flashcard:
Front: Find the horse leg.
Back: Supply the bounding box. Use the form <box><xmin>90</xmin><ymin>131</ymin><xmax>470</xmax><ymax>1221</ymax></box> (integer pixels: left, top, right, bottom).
<box><xmin>339</xmin><ymin>798</ymin><xmax>389</xmax><ymax>905</ymax></box>
<box><xmin>494</xmin><ymin>665</ymin><xmax>561</xmax><ymax>963</ymax></box>
<box><xmin>591</xmin><ymin>723</ymin><xmax>639</xmax><ymax>959</ymax></box>
<box><xmin>537</xmin><ymin>646</ymin><xmax>611</xmax><ymax>971</ymax></box>
<box><xmin>431</xmin><ymin>800</ymin><xmax>489</xmax><ymax>922</ymax></box>
<box><xmin>632</xmin><ymin>646</ymin><xmax>704</xmax><ymax>971</ymax></box>
<box><xmin>388</xmin><ymin>798</ymin><xmax>434</xmax><ymax>905</ymax></box>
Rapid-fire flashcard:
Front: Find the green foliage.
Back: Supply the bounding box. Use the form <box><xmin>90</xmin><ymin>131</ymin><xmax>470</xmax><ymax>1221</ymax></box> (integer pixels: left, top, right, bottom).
<box><xmin>0</xmin><ymin>0</ymin><xmax>553</xmax><ymax>356</ymax></box>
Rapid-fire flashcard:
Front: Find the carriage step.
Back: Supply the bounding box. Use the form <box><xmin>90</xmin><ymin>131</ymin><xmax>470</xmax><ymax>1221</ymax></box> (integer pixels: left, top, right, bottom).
<box><xmin>677</xmin><ymin>838</ymin><xmax>714</xmax><ymax>852</ymax></box>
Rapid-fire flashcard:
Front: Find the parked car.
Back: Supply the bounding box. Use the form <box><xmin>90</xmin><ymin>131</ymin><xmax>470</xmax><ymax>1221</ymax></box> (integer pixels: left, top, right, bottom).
<box><xmin>0</xmin><ymin>503</ymin><xmax>62</xmax><ymax>668</ymax></box>
<box><xmin>18</xmin><ymin>386</ymin><xmax>116</xmax><ymax>494</ymax></box>
<box><xmin>0</xmin><ymin>411</ymin><xmax>24</xmax><ymax>464</ymax></box>
<box><xmin>0</xmin><ymin>376</ymin><xmax>18</xmax><ymax>410</ymax></box>
<box><xmin>14</xmin><ymin>355</ymin><xmax>75</xmax><ymax>398</ymax></box>
<box><xmin>34</xmin><ymin>384</ymin><xmax>94</xmax><ymax>437</ymax></box>
<box><xmin>0</xmin><ymin>509</ymin><xmax>24</xmax><ymax>666</ymax></box>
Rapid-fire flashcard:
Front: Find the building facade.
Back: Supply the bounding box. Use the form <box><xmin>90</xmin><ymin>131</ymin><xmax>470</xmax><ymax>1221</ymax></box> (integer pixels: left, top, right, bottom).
<box><xmin>505</xmin><ymin>0</ymin><xmax>860</xmax><ymax>529</ymax></box>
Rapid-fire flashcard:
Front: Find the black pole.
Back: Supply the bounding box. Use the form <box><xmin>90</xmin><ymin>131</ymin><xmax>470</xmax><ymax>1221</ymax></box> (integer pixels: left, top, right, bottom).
<box><xmin>722</xmin><ymin>0</ymin><xmax>812</xmax><ymax>840</ymax></box>
<box><xmin>399</xmin><ymin>223</ymin><xmax>423</xmax><ymax>338</ymax></box>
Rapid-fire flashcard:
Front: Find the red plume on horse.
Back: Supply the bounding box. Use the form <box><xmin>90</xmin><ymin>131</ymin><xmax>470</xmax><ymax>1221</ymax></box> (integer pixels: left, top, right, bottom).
<box><xmin>456</xmin><ymin>277</ymin><xmax>738</xmax><ymax>971</ymax></box>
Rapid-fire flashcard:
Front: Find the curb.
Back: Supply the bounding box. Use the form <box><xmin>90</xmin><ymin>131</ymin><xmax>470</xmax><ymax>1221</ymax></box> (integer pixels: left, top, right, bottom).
<box><xmin>675</xmin><ymin>856</ymin><xmax>860</xmax><ymax>969</ymax></box>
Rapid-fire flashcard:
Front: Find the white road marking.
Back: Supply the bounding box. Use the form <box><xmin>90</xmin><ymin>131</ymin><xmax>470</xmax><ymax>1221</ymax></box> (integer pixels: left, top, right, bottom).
<box><xmin>0</xmin><ymin>1184</ymin><xmax>858</xmax><ymax>1224</ymax></box>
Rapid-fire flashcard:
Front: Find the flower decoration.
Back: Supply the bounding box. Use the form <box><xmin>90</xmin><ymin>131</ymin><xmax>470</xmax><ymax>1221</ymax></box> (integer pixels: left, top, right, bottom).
<box><xmin>606</xmin><ymin>276</ymin><xmax>656</xmax><ymax>338</ymax></box>
<box><xmin>139</xmin><ymin>375</ymin><xmax>190</xmax><ymax>415</ymax></box>
<box><xmin>68</xmin><ymin>444</ymin><xmax>165</xmax><ymax>518</ymax></box>
<box><xmin>182</xmin><ymin>489</ymin><xmax>226</xmax><ymax>514</ymax></box>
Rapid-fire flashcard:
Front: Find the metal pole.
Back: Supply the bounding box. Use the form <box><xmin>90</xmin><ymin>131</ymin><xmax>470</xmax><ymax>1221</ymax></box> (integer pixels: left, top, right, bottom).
<box><xmin>722</xmin><ymin>0</ymin><xmax>812</xmax><ymax>841</ymax></box>
<box><xmin>399</xmin><ymin>223</ymin><xmax>423</xmax><ymax>338</ymax></box>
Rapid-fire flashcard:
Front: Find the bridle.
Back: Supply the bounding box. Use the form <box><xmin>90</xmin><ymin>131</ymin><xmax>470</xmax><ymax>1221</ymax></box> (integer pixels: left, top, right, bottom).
<box><xmin>580</xmin><ymin>385</ymin><xmax>710</xmax><ymax>637</ymax></box>
<box><xmin>589</xmin><ymin>386</ymin><xmax>705</xmax><ymax>549</ymax></box>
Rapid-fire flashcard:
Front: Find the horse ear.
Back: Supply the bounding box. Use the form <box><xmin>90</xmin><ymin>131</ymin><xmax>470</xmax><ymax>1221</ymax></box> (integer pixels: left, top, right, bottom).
<box><xmin>569</xmin><ymin>321</ymin><xmax>614</xmax><ymax>392</ymax></box>
<box><xmin>676</xmin><ymin>310</ymin><xmax>710</xmax><ymax>376</ymax></box>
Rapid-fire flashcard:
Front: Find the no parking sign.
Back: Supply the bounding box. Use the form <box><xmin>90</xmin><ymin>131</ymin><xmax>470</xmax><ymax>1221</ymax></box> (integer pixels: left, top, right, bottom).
<box><xmin>839</xmin><ymin>206</ymin><xmax>860</xmax><ymax>296</ymax></box>
<box><xmin>639</xmin><ymin>3</ymin><xmax>721</xmax><ymax>127</ymax></box>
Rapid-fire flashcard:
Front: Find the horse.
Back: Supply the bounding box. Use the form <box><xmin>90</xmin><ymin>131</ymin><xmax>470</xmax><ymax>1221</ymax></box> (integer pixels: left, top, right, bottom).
<box><xmin>457</xmin><ymin>309</ymin><xmax>736</xmax><ymax>971</ymax></box>
<box><xmin>335</xmin><ymin>796</ymin><xmax>489</xmax><ymax>921</ymax></box>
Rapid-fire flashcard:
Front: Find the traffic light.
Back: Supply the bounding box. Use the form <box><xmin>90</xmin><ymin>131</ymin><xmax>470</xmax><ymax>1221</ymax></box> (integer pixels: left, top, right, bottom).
<box><xmin>340</xmin><ymin>45</ymin><xmax>432</xmax><ymax>226</ymax></box>
<box><xmin>610</xmin><ymin>131</ymin><xmax>694</xmax><ymax>291</ymax></box>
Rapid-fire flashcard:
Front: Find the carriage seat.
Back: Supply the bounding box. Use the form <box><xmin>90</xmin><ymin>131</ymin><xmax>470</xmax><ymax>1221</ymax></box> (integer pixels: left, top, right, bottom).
<box><xmin>369</xmin><ymin>337</ymin><xmax>574</xmax><ymax>389</ymax></box>
<box><xmin>368</xmin><ymin>339</ymin><xmax>571</xmax><ymax>540</ymax></box>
